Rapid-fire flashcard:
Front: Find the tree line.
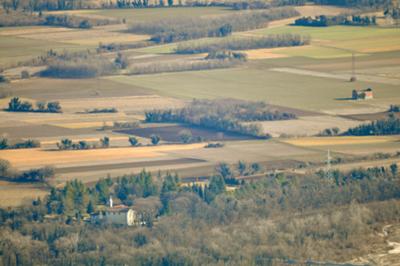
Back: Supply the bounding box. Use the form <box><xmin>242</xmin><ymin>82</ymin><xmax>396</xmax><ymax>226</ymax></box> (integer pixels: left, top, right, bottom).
<box><xmin>6</xmin><ymin>97</ymin><xmax>62</xmax><ymax>113</ymax></box>
<box><xmin>176</xmin><ymin>33</ymin><xmax>310</xmax><ymax>54</ymax></box>
<box><xmin>294</xmin><ymin>14</ymin><xmax>377</xmax><ymax>27</ymax></box>
<box><xmin>0</xmin><ymin>159</ymin><xmax>54</xmax><ymax>183</ymax></box>
<box><xmin>0</xmin><ymin>138</ymin><xmax>40</xmax><ymax>150</ymax></box>
<box><xmin>128</xmin><ymin>7</ymin><xmax>299</xmax><ymax>43</ymax></box>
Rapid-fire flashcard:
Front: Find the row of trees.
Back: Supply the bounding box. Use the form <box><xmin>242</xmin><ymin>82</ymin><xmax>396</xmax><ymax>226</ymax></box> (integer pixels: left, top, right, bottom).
<box><xmin>345</xmin><ymin>116</ymin><xmax>400</xmax><ymax>136</ymax></box>
<box><xmin>56</xmin><ymin>137</ymin><xmax>110</xmax><ymax>150</ymax></box>
<box><xmin>176</xmin><ymin>34</ymin><xmax>310</xmax><ymax>54</ymax></box>
<box><xmin>56</xmin><ymin>135</ymin><xmax>160</xmax><ymax>150</ymax></box>
<box><xmin>7</xmin><ymin>97</ymin><xmax>62</xmax><ymax>113</ymax></box>
<box><xmin>128</xmin><ymin>7</ymin><xmax>299</xmax><ymax>43</ymax></box>
<box><xmin>294</xmin><ymin>14</ymin><xmax>377</xmax><ymax>27</ymax></box>
<box><xmin>0</xmin><ymin>138</ymin><xmax>40</xmax><ymax>149</ymax></box>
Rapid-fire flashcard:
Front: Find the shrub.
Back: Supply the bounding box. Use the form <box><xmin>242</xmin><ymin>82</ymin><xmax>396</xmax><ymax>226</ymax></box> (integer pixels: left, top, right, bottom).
<box><xmin>20</xmin><ymin>70</ymin><xmax>30</xmax><ymax>79</ymax></box>
<box><xmin>150</xmin><ymin>134</ymin><xmax>161</xmax><ymax>145</ymax></box>
<box><xmin>129</xmin><ymin>136</ymin><xmax>139</xmax><ymax>146</ymax></box>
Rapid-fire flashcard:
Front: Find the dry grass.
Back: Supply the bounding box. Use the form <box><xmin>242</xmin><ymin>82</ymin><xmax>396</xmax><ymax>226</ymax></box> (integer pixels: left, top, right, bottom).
<box><xmin>0</xmin><ymin>180</ymin><xmax>48</xmax><ymax>207</ymax></box>
<box><xmin>284</xmin><ymin>135</ymin><xmax>400</xmax><ymax>147</ymax></box>
<box><xmin>0</xmin><ymin>143</ymin><xmax>205</xmax><ymax>169</ymax></box>
<box><xmin>244</xmin><ymin>48</ymin><xmax>290</xmax><ymax>60</ymax></box>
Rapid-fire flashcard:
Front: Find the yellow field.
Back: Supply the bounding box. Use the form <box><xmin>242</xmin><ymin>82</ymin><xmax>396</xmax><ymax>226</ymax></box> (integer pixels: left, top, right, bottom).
<box><xmin>283</xmin><ymin>136</ymin><xmax>400</xmax><ymax>147</ymax></box>
<box><xmin>244</xmin><ymin>48</ymin><xmax>290</xmax><ymax>60</ymax></box>
<box><xmin>0</xmin><ymin>143</ymin><xmax>205</xmax><ymax>169</ymax></box>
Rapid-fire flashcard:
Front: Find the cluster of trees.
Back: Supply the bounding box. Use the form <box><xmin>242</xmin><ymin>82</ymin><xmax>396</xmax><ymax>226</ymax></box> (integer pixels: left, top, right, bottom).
<box><xmin>385</xmin><ymin>6</ymin><xmax>400</xmax><ymax>19</ymax></box>
<box><xmin>127</xmin><ymin>58</ymin><xmax>242</xmax><ymax>75</ymax></box>
<box><xmin>389</xmin><ymin>104</ymin><xmax>400</xmax><ymax>112</ymax></box>
<box><xmin>128</xmin><ymin>7</ymin><xmax>299</xmax><ymax>43</ymax></box>
<box><xmin>0</xmin><ymin>138</ymin><xmax>40</xmax><ymax>149</ymax></box>
<box><xmin>318</xmin><ymin>127</ymin><xmax>340</xmax><ymax>136</ymax></box>
<box><xmin>345</xmin><ymin>116</ymin><xmax>400</xmax><ymax>136</ymax></box>
<box><xmin>294</xmin><ymin>14</ymin><xmax>377</xmax><ymax>27</ymax></box>
<box><xmin>176</xmin><ymin>34</ymin><xmax>310</xmax><ymax>54</ymax></box>
<box><xmin>205</xmin><ymin>50</ymin><xmax>247</xmax><ymax>61</ymax></box>
<box><xmin>145</xmin><ymin>99</ymin><xmax>295</xmax><ymax>137</ymax></box>
<box><xmin>41</xmin><ymin>56</ymin><xmax>116</xmax><ymax>78</ymax></box>
<box><xmin>56</xmin><ymin>137</ymin><xmax>110</xmax><ymax>150</ymax></box>
<box><xmin>0</xmin><ymin>159</ymin><xmax>54</xmax><ymax>183</ymax></box>
<box><xmin>2</xmin><ymin>162</ymin><xmax>400</xmax><ymax>264</ymax></box>
<box><xmin>6</xmin><ymin>97</ymin><xmax>62</xmax><ymax>113</ymax></box>
<box><xmin>204</xmin><ymin>142</ymin><xmax>224</xmax><ymax>148</ymax></box>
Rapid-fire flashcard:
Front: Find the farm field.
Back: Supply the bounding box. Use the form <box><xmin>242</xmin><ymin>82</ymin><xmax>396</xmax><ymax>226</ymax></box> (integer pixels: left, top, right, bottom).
<box><xmin>47</xmin><ymin>7</ymin><xmax>235</xmax><ymax>23</ymax></box>
<box><xmin>107</xmin><ymin>65</ymin><xmax>399</xmax><ymax>113</ymax></box>
<box><xmin>0</xmin><ymin>180</ymin><xmax>48</xmax><ymax>207</ymax></box>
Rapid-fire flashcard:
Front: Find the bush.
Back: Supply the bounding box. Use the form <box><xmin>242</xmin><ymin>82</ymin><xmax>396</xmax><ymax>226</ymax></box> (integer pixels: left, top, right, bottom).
<box><xmin>128</xmin><ymin>136</ymin><xmax>139</xmax><ymax>146</ymax></box>
<box><xmin>150</xmin><ymin>134</ymin><xmax>161</xmax><ymax>145</ymax></box>
<box><xmin>21</xmin><ymin>70</ymin><xmax>30</xmax><ymax>79</ymax></box>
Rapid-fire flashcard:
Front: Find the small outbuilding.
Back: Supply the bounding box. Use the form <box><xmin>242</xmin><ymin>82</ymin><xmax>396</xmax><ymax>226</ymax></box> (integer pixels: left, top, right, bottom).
<box><xmin>352</xmin><ymin>88</ymin><xmax>373</xmax><ymax>100</ymax></box>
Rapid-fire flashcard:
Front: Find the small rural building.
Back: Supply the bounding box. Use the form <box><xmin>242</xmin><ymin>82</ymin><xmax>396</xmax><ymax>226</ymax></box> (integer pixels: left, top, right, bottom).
<box><xmin>352</xmin><ymin>88</ymin><xmax>373</xmax><ymax>100</ymax></box>
<box><xmin>91</xmin><ymin>197</ymin><xmax>139</xmax><ymax>226</ymax></box>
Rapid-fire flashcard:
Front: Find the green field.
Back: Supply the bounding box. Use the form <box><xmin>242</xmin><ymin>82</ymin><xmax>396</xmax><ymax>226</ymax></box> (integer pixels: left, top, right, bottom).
<box><xmin>248</xmin><ymin>25</ymin><xmax>400</xmax><ymax>56</ymax></box>
<box><xmin>0</xmin><ymin>35</ymin><xmax>80</xmax><ymax>66</ymax></box>
<box><xmin>106</xmin><ymin>62</ymin><xmax>400</xmax><ymax>112</ymax></box>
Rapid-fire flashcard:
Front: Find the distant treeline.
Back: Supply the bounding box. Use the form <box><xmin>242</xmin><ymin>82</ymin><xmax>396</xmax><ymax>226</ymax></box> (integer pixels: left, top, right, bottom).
<box><xmin>176</xmin><ymin>34</ymin><xmax>310</xmax><ymax>54</ymax></box>
<box><xmin>145</xmin><ymin>99</ymin><xmax>296</xmax><ymax>137</ymax></box>
<box><xmin>294</xmin><ymin>14</ymin><xmax>377</xmax><ymax>27</ymax></box>
<box><xmin>0</xmin><ymin>138</ymin><xmax>40</xmax><ymax>150</ymax></box>
<box><xmin>345</xmin><ymin>116</ymin><xmax>400</xmax><ymax>136</ymax></box>
<box><xmin>128</xmin><ymin>7</ymin><xmax>299</xmax><ymax>43</ymax></box>
<box><xmin>6</xmin><ymin>97</ymin><xmax>62</xmax><ymax>113</ymax></box>
<box><xmin>312</xmin><ymin>0</ymin><xmax>391</xmax><ymax>8</ymax></box>
<box><xmin>0</xmin><ymin>10</ymin><xmax>117</xmax><ymax>28</ymax></box>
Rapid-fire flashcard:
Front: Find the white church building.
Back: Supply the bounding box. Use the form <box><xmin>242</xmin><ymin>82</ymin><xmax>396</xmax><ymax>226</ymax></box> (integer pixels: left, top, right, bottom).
<box><xmin>91</xmin><ymin>196</ymin><xmax>138</xmax><ymax>226</ymax></box>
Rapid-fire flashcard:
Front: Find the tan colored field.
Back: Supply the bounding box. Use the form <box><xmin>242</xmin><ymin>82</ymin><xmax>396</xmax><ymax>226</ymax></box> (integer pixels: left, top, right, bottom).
<box><xmin>0</xmin><ymin>180</ymin><xmax>48</xmax><ymax>207</ymax></box>
<box><xmin>0</xmin><ymin>25</ymin><xmax>149</xmax><ymax>47</ymax></box>
<box><xmin>255</xmin><ymin>115</ymin><xmax>363</xmax><ymax>137</ymax></box>
<box><xmin>284</xmin><ymin>135</ymin><xmax>400</xmax><ymax>147</ymax></box>
<box><xmin>58</xmin><ymin>94</ymin><xmax>185</xmax><ymax>113</ymax></box>
<box><xmin>244</xmin><ymin>48</ymin><xmax>290</xmax><ymax>60</ymax></box>
<box><xmin>0</xmin><ymin>143</ymin><xmax>205</xmax><ymax>169</ymax></box>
